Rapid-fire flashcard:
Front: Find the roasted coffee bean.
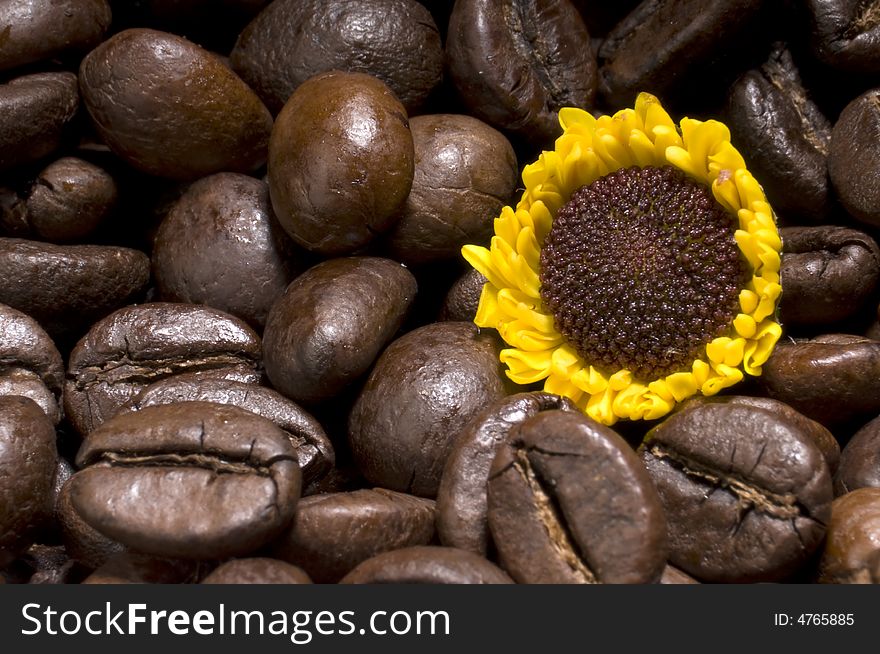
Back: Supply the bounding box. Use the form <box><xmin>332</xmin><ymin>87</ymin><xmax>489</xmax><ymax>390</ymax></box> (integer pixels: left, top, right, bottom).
<box><xmin>761</xmin><ymin>334</ymin><xmax>880</xmax><ymax>428</ymax></box>
<box><xmin>446</xmin><ymin>0</ymin><xmax>596</xmax><ymax>146</ymax></box>
<box><xmin>22</xmin><ymin>544</ymin><xmax>80</xmax><ymax>585</ymax></box>
<box><xmin>201</xmin><ymin>558</ymin><xmax>312</xmax><ymax>584</ymax></box>
<box><xmin>81</xmin><ymin>553</ymin><xmax>200</xmax><ymax>585</ymax></box>
<box><xmin>817</xmin><ymin>488</ymin><xmax>880</xmax><ymax>583</ymax></box>
<box><xmin>231</xmin><ymin>0</ymin><xmax>442</xmax><ymax>114</ymax></box>
<box><xmin>726</xmin><ymin>46</ymin><xmax>833</xmax><ymax>223</ymax></box>
<box><xmin>271</xmin><ymin>488</ymin><xmax>436</xmax><ymax>583</ymax></box>
<box><xmin>488</xmin><ymin>410</ymin><xmax>667</xmax><ymax>584</ymax></box>
<box><xmin>806</xmin><ymin>0</ymin><xmax>880</xmax><ymax>74</ymax></box>
<box><xmin>439</xmin><ymin>269</ymin><xmax>487</xmax><ymax>323</ymax></box>
<box><xmin>0</xmin><ymin>303</ymin><xmax>63</xmax><ymax>424</ymax></box>
<box><xmin>0</xmin><ymin>73</ymin><xmax>79</xmax><ymax>173</ymax></box>
<box><xmin>384</xmin><ymin>114</ymin><xmax>518</xmax><ymax>265</ymax></box>
<box><xmin>659</xmin><ymin>564</ymin><xmax>700</xmax><ymax>584</ymax></box>
<box><xmin>0</xmin><ymin>0</ymin><xmax>111</xmax><ymax>72</ymax></box>
<box><xmin>828</xmin><ymin>88</ymin><xmax>880</xmax><ymax>227</ymax></box>
<box><xmin>69</xmin><ymin>402</ymin><xmax>301</xmax><ymax>559</ymax></box>
<box><xmin>123</xmin><ymin>375</ymin><xmax>334</xmax><ymax>486</ymax></box>
<box><xmin>437</xmin><ymin>392</ymin><xmax>577</xmax><ymax>555</ymax></box>
<box><xmin>263</xmin><ymin>257</ymin><xmax>416</xmax><ymax>404</ymax></box>
<box><xmin>152</xmin><ymin>173</ymin><xmax>300</xmax><ymax>330</ymax></box>
<box><xmin>835</xmin><ymin>414</ymin><xmax>880</xmax><ymax>496</ymax></box>
<box><xmin>680</xmin><ymin>395</ymin><xmax>841</xmax><ymax>476</ymax></box>
<box><xmin>0</xmin><ymin>238</ymin><xmax>150</xmax><ymax>342</ymax></box>
<box><xmin>339</xmin><ymin>546</ymin><xmax>514</xmax><ymax>584</ymax></box>
<box><xmin>779</xmin><ymin>226</ymin><xmax>880</xmax><ymax>326</ymax></box>
<box><xmin>598</xmin><ymin>0</ymin><xmax>765</xmax><ymax>108</ymax></box>
<box><xmin>64</xmin><ymin>303</ymin><xmax>263</xmax><ymax>437</ymax></box>
<box><xmin>348</xmin><ymin>321</ymin><xmax>509</xmax><ymax>498</ymax></box>
<box><xmin>79</xmin><ymin>28</ymin><xmax>273</xmax><ymax>180</ymax></box>
<box><xmin>0</xmin><ymin>396</ymin><xmax>58</xmax><ymax>568</ymax></box>
<box><xmin>268</xmin><ymin>71</ymin><xmax>414</xmax><ymax>256</ymax></box>
<box><xmin>1</xmin><ymin>157</ymin><xmax>118</xmax><ymax>242</ymax></box>
<box><xmin>640</xmin><ymin>402</ymin><xmax>832</xmax><ymax>582</ymax></box>
<box><xmin>57</xmin><ymin>479</ymin><xmax>127</xmax><ymax>570</ymax></box>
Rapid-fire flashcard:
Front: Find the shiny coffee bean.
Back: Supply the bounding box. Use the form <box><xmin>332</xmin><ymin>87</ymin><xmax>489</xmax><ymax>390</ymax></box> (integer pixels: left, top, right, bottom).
<box><xmin>437</xmin><ymin>392</ymin><xmax>577</xmax><ymax>555</ymax></box>
<box><xmin>263</xmin><ymin>257</ymin><xmax>416</xmax><ymax>404</ymax></box>
<box><xmin>348</xmin><ymin>322</ymin><xmax>509</xmax><ymax>498</ymax></box>
<box><xmin>82</xmin><ymin>553</ymin><xmax>200</xmax><ymax>585</ymax></box>
<box><xmin>1</xmin><ymin>157</ymin><xmax>118</xmax><ymax>242</ymax></box>
<box><xmin>231</xmin><ymin>0</ymin><xmax>442</xmax><ymax>114</ymax></box>
<box><xmin>439</xmin><ymin>269</ymin><xmax>487</xmax><ymax>323</ymax></box>
<box><xmin>64</xmin><ymin>303</ymin><xmax>263</xmax><ymax>437</ymax></box>
<box><xmin>761</xmin><ymin>335</ymin><xmax>880</xmax><ymax>428</ymax></box>
<box><xmin>384</xmin><ymin>114</ymin><xmax>517</xmax><ymax>265</ymax></box>
<box><xmin>835</xmin><ymin>414</ymin><xmax>880</xmax><ymax>496</ymax></box>
<box><xmin>828</xmin><ymin>88</ymin><xmax>880</xmax><ymax>227</ymax></box>
<box><xmin>69</xmin><ymin>402</ymin><xmax>301</xmax><ymax>559</ymax></box>
<box><xmin>123</xmin><ymin>375</ymin><xmax>335</xmax><ymax>487</ymax></box>
<box><xmin>268</xmin><ymin>71</ymin><xmax>414</xmax><ymax>256</ymax></box>
<box><xmin>779</xmin><ymin>226</ymin><xmax>880</xmax><ymax>326</ymax></box>
<box><xmin>446</xmin><ymin>0</ymin><xmax>597</xmax><ymax>146</ymax></box>
<box><xmin>79</xmin><ymin>28</ymin><xmax>273</xmax><ymax>180</ymax></box>
<box><xmin>598</xmin><ymin>0</ymin><xmax>765</xmax><ymax>108</ymax></box>
<box><xmin>153</xmin><ymin>173</ymin><xmax>300</xmax><ymax>329</ymax></box>
<box><xmin>339</xmin><ymin>546</ymin><xmax>514</xmax><ymax>584</ymax></box>
<box><xmin>57</xmin><ymin>479</ymin><xmax>126</xmax><ymax>570</ymax></box>
<box><xmin>806</xmin><ymin>0</ymin><xmax>880</xmax><ymax>73</ymax></box>
<box><xmin>489</xmin><ymin>410</ymin><xmax>667</xmax><ymax>584</ymax></box>
<box><xmin>0</xmin><ymin>73</ymin><xmax>79</xmax><ymax>173</ymax></box>
<box><xmin>0</xmin><ymin>303</ymin><xmax>63</xmax><ymax>424</ymax></box>
<box><xmin>726</xmin><ymin>46</ymin><xmax>833</xmax><ymax>223</ymax></box>
<box><xmin>0</xmin><ymin>0</ymin><xmax>111</xmax><ymax>72</ymax></box>
<box><xmin>202</xmin><ymin>558</ymin><xmax>312</xmax><ymax>585</ymax></box>
<box><xmin>640</xmin><ymin>402</ymin><xmax>832</xmax><ymax>582</ymax></box>
<box><xmin>0</xmin><ymin>238</ymin><xmax>150</xmax><ymax>342</ymax></box>
<box><xmin>0</xmin><ymin>396</ymin><xmax>58</xmax><ymax>567</ymax></box>
<box><xmin>271</xmin><ymin>489</ymin><xmax>436</xmax><ymax>583</ymax></box>
<box><xmin>817</xmin><ymin>488</ymin><xmax>880</xmax><ymax>583</ymax></box>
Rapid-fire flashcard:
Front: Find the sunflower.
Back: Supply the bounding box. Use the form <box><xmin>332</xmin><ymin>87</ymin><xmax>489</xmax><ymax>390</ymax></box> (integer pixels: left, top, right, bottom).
<box><xmin>462</xmin><ymin>92</ymin><xmax>782</xmax><ymax>426</ymax></box>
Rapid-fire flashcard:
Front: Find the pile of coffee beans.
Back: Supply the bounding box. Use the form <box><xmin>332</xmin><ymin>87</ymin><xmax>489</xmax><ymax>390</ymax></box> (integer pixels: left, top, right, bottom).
<box><xmin>1</xmin><ymin>0</ymin><xmax>879</xmax><ymax>585</ymax></box>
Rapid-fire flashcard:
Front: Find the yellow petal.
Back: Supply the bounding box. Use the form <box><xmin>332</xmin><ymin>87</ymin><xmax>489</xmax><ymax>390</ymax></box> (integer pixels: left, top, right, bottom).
<box><xmin>501</xmin><ymin>348</ymin><xmax>553</xmax><ymax>384</ymax></box>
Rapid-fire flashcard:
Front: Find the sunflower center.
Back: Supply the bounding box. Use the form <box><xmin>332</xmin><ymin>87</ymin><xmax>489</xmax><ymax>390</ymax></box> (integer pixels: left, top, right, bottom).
<box><xmin>539</xmin><ymin>165</ymin><xmax>747</xmax><ymax>381</ymax></box>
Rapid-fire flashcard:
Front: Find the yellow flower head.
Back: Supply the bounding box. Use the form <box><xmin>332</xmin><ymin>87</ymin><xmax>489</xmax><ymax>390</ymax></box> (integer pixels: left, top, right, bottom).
<box><xmin>462</xmin><ymin>93</ymin><xmax>782</xmax><ymax>426</ymax></box>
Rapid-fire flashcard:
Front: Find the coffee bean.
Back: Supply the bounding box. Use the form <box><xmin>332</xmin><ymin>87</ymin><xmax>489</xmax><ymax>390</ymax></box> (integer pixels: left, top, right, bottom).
<box><xmin>152</xmin><ymin>172</ymin><xmax>300</xmax><ymax>330</ymax></box>
<box><xmin>339</xmin><ymin>546</ymin><xmax>514</xmax><ymax>584</ymax></box>
<box><xmin>231</xmin><ymin>0</ymin><xmax>442</xmax><ymax>114</ymax></box>
<box><xmin>659</xmin><ymin>564</ymin><xmax>700</xmax><ymax>584</ymax></box>
<box><xmin>1</xmin><ymin>157</ymin><xmax>118</xmax><ymax>242</ymax></box>
<box><xmin>348</xmin><ymin>321</ymin><xmax>509</xmax><ymax>498</ymax></box>
<box><xmin>0</xmin><ymin>238</ymin><xmax>150</xmax><ymax>342</ymax></box>
<box><xmin>446</xmin><ymin>0</ymin><xmax>596</xmax><ymax>146</ymax></box>
<box><xmin>835</xmin><ymin>414</ymin><xmax>880</xmax><ymax>496</ymax></box>
<box><xmin>0</xmin><ymin>73</ymin><xmax>79</xmax><ymax>173</ymax></box>
<box><xmin>0</xmin><ymin>396</ymin><xmax>58</xmax><ymax>568</ymax></box>
<box><xmin>69</xmin><ymin>402</ymin><xmax>301</xmax><ymax>559</ymax></box>
<box><xmin>0</xmin><ymin>0</ymin><xmax>111</xmax><ymax>72</ymax></box>
<box><xmin>779</xmin><ymin>226</ymin><xmax>880</xmax><ymax>326</ymax></box>
<box><xmin>437</xmin><ymin>392</ymin><xmax>577</xmax><ymax>555</ymax></box>
<box><xmin>726</xmin><ymin>45</ymin><xmax>833</xmax><ymax>223</ymax></box>
<box><xmin>271</xmin><ymin>488</ymin><xmax>436</xmax><ymax>583</ymax></box>
<box><xmin>817</xmin><ymin>487</ymin><xmax>880</xmax><ymax>583</ymax></box>
<box><xmin>828</xmin><ymin>88</ymin><xmax>880</xmax><ymax>227</ymax></box>
<box><xmin>201</xmin><ymin>558</ymin><xmax>312</xmax><ymax>584</ymax></box>
<box><xmin>263</xmin><ymin>257</ymin><xmax>416</xmax><ymax>404</ymax></box>
<box><xmin>79</xmin><ymin>28</ymin><xmax>273</xmax><ymax>180</ymax></box>
<box><xmin>123</xmin><ymin>375</ymin><xmax>335</xmax><ymax>487</ymax></box>
<box><xmin>806</xmin><ymin>0</ymin><xmax>880</xmax><ymax>74</ymax></box>
<box><xmin>383</xmin><ymin>114</ymin><xmax>518</xmax><ymax>265</ymax></box>
<box><xmin>82</xmin><ymin>553</ymin><xmax>200</xmax><ymax>585</ymax></box>
<box><xmin>640</xmin><ymin>402</ymin><xmax>832</xmax><ymax>582</ymax></box>
<box><xmin>0</xmin><ymin>302</ymin><xmax>63</xmax><ymax>424</ymax></box>
<box><xmin>268</xmin><ymin>71</ymin><xmax>414</xmax><ymax>256</ymax></box>
<box><xmin>761</xmin><ymin>334</ymin><xmax>880</xmax><ymax>428</ymax></box>
<box><xmin>22</xmin><ymin>544</ymin><xmax>80</xmax><ymax>585</ymax></box>
<box><xmin>64</xmin><ymin>303</ymin><xmax>263</xmax><ymax>436</ymax></box>
<box><xmin>57</xmin><ymin>479</ymin><xmax>127</xmax><ymax>570</ymax></box>
<box><xmin>488</xmin><ymin>410</ymin><xmax>667</xmax><ymax>583</ymax></box>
